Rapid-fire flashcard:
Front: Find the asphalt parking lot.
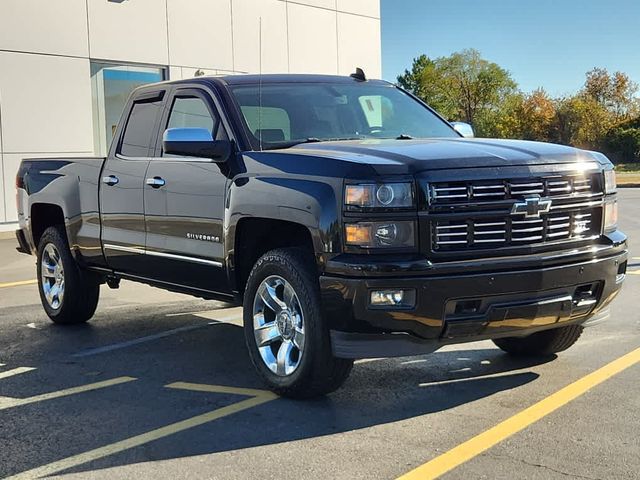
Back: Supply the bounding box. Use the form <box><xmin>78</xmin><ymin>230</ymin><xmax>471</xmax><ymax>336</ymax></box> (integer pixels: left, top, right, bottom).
<box><xmin>1</xmin><ymin>189</ymin><xmax>639</xmax><ymax>480</ymax></box>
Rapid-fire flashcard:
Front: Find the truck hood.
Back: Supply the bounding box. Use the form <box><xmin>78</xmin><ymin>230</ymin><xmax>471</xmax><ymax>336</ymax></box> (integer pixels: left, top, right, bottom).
<box><xmin>286</xmin><ymin>138</ymin><xmax>602</xmax><ymax>175</ymax></box>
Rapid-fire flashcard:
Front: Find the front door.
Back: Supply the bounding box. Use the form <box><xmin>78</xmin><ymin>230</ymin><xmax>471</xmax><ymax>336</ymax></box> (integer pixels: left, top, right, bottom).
<box><xmin>142</xmin><ymin>88</ymin><xmax>230</xmax><ymax>293</ymax></box>
<box><xmin>100</xmin><ymin>92</ymin><xmax>164</xmax><ymax>274</ymax></box>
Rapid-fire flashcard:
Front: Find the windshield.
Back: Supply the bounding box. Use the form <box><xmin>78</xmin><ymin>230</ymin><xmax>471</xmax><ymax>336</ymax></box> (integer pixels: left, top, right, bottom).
<box><xmin>229</xmin><ymin>82</ymin><xmax>458</xmax><ymax>150</ymax></box>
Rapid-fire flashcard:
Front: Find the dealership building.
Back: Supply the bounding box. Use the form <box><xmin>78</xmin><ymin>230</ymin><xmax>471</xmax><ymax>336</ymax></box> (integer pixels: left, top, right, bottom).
<box><xmin>0</xmin><ymin>0</ymin><xmax>381</xmax><ymax>230</ymax></box>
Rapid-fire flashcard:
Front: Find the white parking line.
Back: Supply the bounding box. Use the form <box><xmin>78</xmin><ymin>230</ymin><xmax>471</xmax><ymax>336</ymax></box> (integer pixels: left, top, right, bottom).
<box><xmin>72</xmin><ymin>322</ymin><xmax>222</xmax><ymax>358</ymax></box>
<box><xmin>0</xmin><ymin>376</ymin><xmax>136</xmax><ymax>411</ymax></box>
<box><xmin>7</xmin><ymin>382</ymin><xmax>276</xmax><ymax>480</ymax></box>
<box><xmin>71</xmin><ymin>311</ymin><xmax>243</xmax><ymax>357</ymax></box>
<box><xmin>0</xmin><ymin>367</ymin><xmax>36</xmax><ymax>380</ymax></box>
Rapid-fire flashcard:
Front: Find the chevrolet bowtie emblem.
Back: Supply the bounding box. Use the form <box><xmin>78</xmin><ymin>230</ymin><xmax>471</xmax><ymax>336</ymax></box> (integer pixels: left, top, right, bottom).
<box><xmin>511</xmin><ymin>195</ymin><xmax>552</xmax><ymax>218</ymax></box>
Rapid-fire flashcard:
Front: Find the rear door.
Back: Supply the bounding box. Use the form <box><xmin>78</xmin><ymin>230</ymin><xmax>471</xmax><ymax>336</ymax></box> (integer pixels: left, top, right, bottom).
<box><xmin>142</xmin><ymin>86</ymin><xmax>230</xmax><ymax>293</ymax></box>
<box><xmin>100</xmin><ymin>90</ymin><xmax>165</xmax><ymax>274</ymax></box>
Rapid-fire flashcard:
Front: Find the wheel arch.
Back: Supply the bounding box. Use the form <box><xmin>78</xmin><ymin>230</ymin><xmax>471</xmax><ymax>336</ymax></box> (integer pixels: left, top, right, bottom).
<box><xmin>226</xmin><ymin>176</ymin><xmax>343</xmax><ymax>296</ymax></box>
<box><xmin>30</xmin><ymin>203</ymin><xmax>66</xmax><ymax>248</ymax></box>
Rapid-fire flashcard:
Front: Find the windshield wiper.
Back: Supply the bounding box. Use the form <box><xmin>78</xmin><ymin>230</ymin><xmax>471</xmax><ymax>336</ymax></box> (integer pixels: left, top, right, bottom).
<box><xmin>262</xmin><ymin>137</ymin><xmax>363</xmax><ymax>151</ymax></box>
<box><xmin>262</xmin><ymin>138</ymin><xmax>320</xmax><ymax>150</ymax></box>
<box><xmin>396</xmin><ymin>133</ymin><xmax>413</xmax><ymax>140</ymax></box>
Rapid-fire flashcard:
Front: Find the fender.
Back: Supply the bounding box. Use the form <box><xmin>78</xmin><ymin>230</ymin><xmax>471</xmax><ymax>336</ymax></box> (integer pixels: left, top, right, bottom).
<box><xmin>19</xmin><ymin>158</ymin><xmax>105</xmax><ymax>266</ymax></box>
<box><xmin>225</xmin><ymin>175</ymin><xmax>341</xmax><ymax>258</ymax></box>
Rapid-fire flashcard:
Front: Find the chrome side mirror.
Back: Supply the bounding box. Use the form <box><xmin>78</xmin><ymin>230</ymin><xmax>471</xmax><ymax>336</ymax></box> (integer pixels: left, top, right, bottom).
<box><xmin>162</xmin><ymin>128</ymin><xmax>231</xmax><ymax>162</ymax></box>
<box><xmin>451</xmin><ymin>122</ymin><xmax>475</xmax><ymax>138</ymax></box>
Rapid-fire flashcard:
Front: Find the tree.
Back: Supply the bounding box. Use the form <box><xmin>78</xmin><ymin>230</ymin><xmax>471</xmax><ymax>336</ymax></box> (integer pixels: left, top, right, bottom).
<box><xmin>479</xmin><ymin>89</ymin><xmax>556</xmax><ymax>141</ymax></box>
<box><xmin>521</xmin><ymin>89</ymin><xmax>557</xmax><ymax>141</ymax></box>
<box><xmin>396</xmin><ymin>52</ymin><xmax>640</xmax><ymax>163</ymax></box>
<box><xmin>397</xmin><ymin>49</ymin><xmax>517</xmax><ymax>128</ymax></box>
<box><xmin>554</xmin><ymin>95</ymin><xmax>613</xmax><ymax>149</ymax></box>
<box><xmin>583</xmin><ymin>67</ymin><xmax>639</xmax><ymax>119</ymax></box>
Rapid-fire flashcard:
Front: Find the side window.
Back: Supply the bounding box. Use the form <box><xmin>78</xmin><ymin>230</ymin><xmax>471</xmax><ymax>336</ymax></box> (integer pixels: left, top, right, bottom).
<box><xmin>167</xmin><ymin>96</ymin><xmax>217</xmax><ymax>132</ymax></box>
<box><xmin>163</xmin><ymin>95</ymin><xmax>227</xmax><ymax>151</ymax></box>
<box><xmin>120</xmin><ymin>99</ymin><xmax>162</xmax><ymax>157</ymax></box>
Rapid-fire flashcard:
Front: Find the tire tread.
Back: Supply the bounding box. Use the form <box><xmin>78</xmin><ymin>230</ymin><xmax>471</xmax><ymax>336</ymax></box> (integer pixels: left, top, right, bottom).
<box><xmin>493</xmin><ymin>324</ymin><xmax>583</xmax><ymax>356</ymax></box>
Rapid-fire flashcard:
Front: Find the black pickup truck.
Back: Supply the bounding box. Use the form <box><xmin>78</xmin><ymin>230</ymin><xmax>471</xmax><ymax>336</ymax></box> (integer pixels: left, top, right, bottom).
<box><xmin>15</xmin><ymin>73</ymin><xmax>627</xmax><ymax>398</ymax></box>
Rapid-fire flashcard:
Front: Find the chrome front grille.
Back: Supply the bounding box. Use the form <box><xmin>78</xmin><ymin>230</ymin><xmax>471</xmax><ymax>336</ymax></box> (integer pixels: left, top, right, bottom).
<box><xmin>433</xmin><ymin>209</ymin><xmax>599</xmax><ymax>251</ymax></box>
<box><xmin>430</xmin><ymin>174</ymin><xmax>598</xmax><ymax>204</ymax></box>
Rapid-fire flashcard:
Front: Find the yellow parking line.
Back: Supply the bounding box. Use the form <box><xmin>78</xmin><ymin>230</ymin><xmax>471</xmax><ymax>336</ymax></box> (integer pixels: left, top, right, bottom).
<box><xmin>0</xmin><ymin>279</ymin><xmax>37</xmax><ymax>289</ymax></box>
<box><xmin>166</xmin><ymin>381</ymin><xmax>278</xmax><ymax>398</ymax></box>
<box><xmin>0</xmin><ymin>376</ymin><xmax>136</xmax><ymax>411</ymax></box>
<box><xmin>397</xmin><ymin>347</ymin><xmax>640</xmax><ymax>480</ymax></box>
<box><xmin>7</xmin><ymin>383</ymin><xmax>277</xmax><ymax>480</ymax></box>
<box><xmin>0</xmin><ymin>366</ymin><xmax>36</xmax><ymax>380</ymax></box>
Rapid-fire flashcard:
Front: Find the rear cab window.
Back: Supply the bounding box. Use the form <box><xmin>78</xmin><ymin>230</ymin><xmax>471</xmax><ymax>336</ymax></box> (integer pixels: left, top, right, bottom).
<box><xmin>118</xmin><ymin>93</ymin><xmax>164</xmax><ymax>157</ymax></box>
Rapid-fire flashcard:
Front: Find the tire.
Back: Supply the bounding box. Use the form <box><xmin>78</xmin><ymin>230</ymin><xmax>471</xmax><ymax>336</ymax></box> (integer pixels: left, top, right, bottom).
<box><xmin>36</xmin><ymin>226</ymin><xmax>100</xmax><ymax>325</ymax></box>
<box><xmin>493</xmin><ymin>324</ymin><xmax>584</xmax><ymax>356</ymax></box>
<box><xmin>243</xmin><ymin>248</ymin><xmax>353</xmax><ymax>399</ymax></box>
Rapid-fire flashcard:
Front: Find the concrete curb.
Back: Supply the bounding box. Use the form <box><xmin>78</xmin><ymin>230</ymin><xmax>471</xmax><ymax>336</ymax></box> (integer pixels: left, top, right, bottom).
<box><xmin>0</xmin><ymin>231</ymin><xmax>15</xmax><ymax>240</ymax></box>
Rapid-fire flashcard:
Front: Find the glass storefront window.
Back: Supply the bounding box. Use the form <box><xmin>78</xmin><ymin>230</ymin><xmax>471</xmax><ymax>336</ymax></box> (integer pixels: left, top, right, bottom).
<box><xmin>90</xmin><ymin>63</ymin><xmax>166</xmax><ymax>156</ymax></box>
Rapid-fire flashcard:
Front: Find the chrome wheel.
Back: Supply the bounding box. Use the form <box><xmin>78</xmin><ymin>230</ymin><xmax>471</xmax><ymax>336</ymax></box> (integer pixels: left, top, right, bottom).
<box><xmin>41</xmin><ymin>243</ymin><xmax>65</xmax><ymax>310</ymax></box>
<box><xmin>252</xmin><ymin>275</ymin><xmax>305</xmax><ymax>376</ymax></box>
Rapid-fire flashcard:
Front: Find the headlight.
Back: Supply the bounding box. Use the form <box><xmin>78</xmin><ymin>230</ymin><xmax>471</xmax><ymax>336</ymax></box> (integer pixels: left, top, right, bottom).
<box><xmin>345</xmin><ymin>221</ymin><xmax>416</xmax><ymax>249</ymax></box>
<box><xmin>604</xmin><ymin>169</ymin><xmax>617</xmax><ymax>194</ymax></box>
<box><xmin>345</xmin><ymin>183</ymin><xmax>414</xmax><ymax>210</ymax></box>
<box><xmin>603</xmin><ymin>199</ymin><xmax>618</xmax><ymax>232</ymax></box>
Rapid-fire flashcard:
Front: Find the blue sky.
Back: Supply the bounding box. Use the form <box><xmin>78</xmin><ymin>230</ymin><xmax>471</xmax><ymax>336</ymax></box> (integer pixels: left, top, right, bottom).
<box><xmin>381</xmin><ymin>0</ymin><xmax>640</xmax><ymax>96</ymax></box>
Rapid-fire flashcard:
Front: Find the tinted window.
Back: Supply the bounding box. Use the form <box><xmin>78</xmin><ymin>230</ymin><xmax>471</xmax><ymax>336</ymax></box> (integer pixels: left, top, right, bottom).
<box><xmin>163</xmin><ymin>95</ymin><xmax>227</xmax><ymax>150</ymax></box>
<box><xmin>120</xmin><ymin>99</ymin><xmax>162</xmax><ymax>157</ymax></box>
<box><xmin>168</xmin><ymin>97</ymin><xmax>216</xmax><ymax>132</ymax></box>
<box><xmin>240</xmin><ymin>106</ymin><xmax>291</xmax><ymax>141</ymax></box>
<box><xmin>230</xmin><ymin>83</ymin><xmax>457</xmax><ymax>150</ymax></box>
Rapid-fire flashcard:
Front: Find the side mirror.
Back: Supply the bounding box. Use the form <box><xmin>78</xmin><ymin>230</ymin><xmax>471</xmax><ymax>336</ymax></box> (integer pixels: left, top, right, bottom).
<box><xmin>451</xmin><ymin>122</ymin><xmax>475</xmax><ymax>138</ymax></box>
<box><xmin>162</xmin><ymin>128</ymin><xmax>231</xmax><ymax>162</ymax></box>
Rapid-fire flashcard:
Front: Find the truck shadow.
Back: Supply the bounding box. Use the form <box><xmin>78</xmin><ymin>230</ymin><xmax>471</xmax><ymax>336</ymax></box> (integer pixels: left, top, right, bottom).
<box><xmin>0</xmin><ymin>311</ymin><xmax>554</xmax><ymax>477</ymax></box>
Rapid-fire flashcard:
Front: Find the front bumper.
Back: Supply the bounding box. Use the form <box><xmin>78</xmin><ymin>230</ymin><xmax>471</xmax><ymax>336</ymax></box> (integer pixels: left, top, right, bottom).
<box><xmin>321</xmin><ymin>244</ymin><xmax>627</xmax><ymax>358</ymax></box>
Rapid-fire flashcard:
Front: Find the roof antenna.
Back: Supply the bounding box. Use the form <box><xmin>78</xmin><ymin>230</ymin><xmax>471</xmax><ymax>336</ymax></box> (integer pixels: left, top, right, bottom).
<box><xmin>258</xmin><ymin>16</ymin><xmax>263</xmax><ymax>150</ymax></box>
<box><xmin>350</xmin><ymin>67</ymin><xmax>366</xmax><ymax>82</ymax></box>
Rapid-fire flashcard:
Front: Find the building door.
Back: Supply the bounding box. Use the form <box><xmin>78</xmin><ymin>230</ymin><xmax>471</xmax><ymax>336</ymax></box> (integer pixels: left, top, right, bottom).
<box><xmin>91</xmin><ymin>63</ymin><xmax>165</xmax><ymax>156</ymax></box>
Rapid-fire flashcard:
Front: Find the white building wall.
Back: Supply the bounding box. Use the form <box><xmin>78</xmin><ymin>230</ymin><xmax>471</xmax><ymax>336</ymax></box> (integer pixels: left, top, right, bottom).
<box><xmin>0</xmin><ymin>0</ymin><xmax>381</xmax><ymax>228</ymax></box>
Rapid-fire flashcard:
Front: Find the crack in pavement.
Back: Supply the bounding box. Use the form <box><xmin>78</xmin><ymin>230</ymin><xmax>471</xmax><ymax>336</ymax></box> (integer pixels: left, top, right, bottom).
<box><xmin>484</xmin><ymin>453</ymin><xmax>604</xmax><ymax>480</ymax></box>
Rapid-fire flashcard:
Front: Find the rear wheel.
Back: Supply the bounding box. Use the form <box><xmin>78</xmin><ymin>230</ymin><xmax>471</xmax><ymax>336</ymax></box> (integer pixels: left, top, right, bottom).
<box><xmin>37</xmin><ymin>226</ymin><xmax>100</xmax><ymax>325</ymax></box>
<box><xmin>243</xmin><ymin>248</ymin><xmax>353</xmax><ymax>398</ymax></box>
<box><xmin>493</xmin><ymin>324</ymin><xmax>583</xmax><ymax>356</ymax></box>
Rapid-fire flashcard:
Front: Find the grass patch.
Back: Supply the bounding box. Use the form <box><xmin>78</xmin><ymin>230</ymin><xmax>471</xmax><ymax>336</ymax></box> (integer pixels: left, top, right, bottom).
<box><xmin>617</xmin><ymin>173</ymin><xmax>640</xmax><ymax>185</ymax></box>
<box><xmin>615</xmin><ymin>163</ymin><xmax>640</xmax><ymax>172</ymax></box>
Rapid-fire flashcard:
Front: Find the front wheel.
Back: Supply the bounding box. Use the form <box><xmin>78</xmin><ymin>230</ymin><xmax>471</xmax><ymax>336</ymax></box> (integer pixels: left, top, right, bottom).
<box><xmin>243</xmin><ymin>248</ymin><xmax>353</xmax><ymax>398</ymax></box>
<box><xmin>37</xmin><ymin>226</ymin><xmax>100</xmax><ymax>325</ymax></box>
<box><xmin>493</xmin><ymin>324</ymin><xmax>584</xmax><ymax>356</ymax></box>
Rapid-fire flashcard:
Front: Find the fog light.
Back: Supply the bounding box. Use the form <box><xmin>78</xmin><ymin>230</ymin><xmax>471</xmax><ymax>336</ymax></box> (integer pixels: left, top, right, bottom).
<box><xmin>369</xmin><ymin>289</ymin><xmax>416</xmax><ymax>308</ymax></box>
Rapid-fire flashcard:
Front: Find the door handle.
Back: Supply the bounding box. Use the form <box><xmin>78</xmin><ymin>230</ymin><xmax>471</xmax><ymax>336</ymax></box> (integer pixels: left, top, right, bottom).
<box><xmin>145</xmin><ymin>176</ymin><xmax>166</xmax><ymax>188</ymax></box>
<box><xmin>102</xmin><ymin>175</ymin><xmax>119</xmax><ymax>186</ymax></box>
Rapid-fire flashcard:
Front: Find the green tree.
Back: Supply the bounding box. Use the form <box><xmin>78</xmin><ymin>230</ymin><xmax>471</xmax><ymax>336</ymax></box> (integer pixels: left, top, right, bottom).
<box><xmin>397</xmin><ymin>49</ymin><xmax>517</xmax><ymax>128</ymax></box>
